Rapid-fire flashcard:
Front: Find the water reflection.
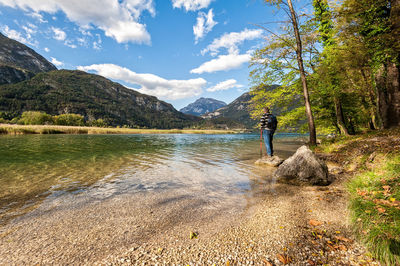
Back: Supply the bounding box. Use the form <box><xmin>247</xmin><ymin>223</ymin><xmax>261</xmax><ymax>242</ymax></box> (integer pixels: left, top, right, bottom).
<box><xmin>0</xmin><ymin>133</ymin><xmax>305</xmax><ymax>225</ymax></box>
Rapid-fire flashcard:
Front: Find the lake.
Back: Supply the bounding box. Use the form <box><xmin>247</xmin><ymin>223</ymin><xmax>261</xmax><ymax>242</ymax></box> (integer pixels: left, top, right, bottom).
<box><xmin>0</xmin><ymin>133</ymin><xmax>305</xmax><ymax>263</ymax></box>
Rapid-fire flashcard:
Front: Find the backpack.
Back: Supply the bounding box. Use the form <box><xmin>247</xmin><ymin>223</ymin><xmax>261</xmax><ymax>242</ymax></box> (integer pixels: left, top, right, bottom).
<box><xmin>266</xmin><ymin>114</ymin><xmax>277</xmax><ymax>130</ymax></box>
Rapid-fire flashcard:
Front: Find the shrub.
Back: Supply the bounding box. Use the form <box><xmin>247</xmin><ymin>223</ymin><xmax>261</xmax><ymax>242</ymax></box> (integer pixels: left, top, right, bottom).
<box><xmin>19</xmin><ymin>111</ymin><xmax>54</xmax><ymax>125</ymax></box>
<box><xmin>90</xmin><ymin>118</ymin><xmax>106</xmax><ymax>127</ymax></box>
<box><xmin>54</xmin><ymin>114</ymin><xmax>85</xmax><ymax>126</ymax></box>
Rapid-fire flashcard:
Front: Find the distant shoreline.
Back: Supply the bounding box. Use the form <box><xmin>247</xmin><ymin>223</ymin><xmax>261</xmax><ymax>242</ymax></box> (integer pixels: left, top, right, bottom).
<box><xmin>0</xmin><ymin>123</ymin><xmax>243</xmax><ymax>135</ymax></box>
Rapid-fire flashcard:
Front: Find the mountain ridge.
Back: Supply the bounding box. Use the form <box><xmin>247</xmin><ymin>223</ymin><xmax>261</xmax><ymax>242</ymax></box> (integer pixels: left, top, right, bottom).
<box><xmin>0</xmin><ymin>32</ymin><xmax>57</xmax><ymax>85</ymax></box>
<box><xmin>180</xmin><ymin>97</ymin><xmax>227</xmax><ymax>116</ymax></box>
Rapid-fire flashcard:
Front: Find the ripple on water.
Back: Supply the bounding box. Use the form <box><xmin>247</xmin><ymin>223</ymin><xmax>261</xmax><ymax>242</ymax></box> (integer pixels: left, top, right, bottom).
<box><xmin>0</xmin><ymin>133</ymin><xmax>305</xmax><ymax>225</ymax></box>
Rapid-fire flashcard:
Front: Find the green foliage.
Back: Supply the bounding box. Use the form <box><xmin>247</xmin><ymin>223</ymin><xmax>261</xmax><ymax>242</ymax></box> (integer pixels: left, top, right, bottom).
<box><xmin>90</xmin><ymin>118</ymin><xmax>107</xmax><ymax>128</ymax></box>
<box><xmin>19</xmin><ymin>111</ymin><xmax>53</xmax><ymax>125</ymax></box>
<box><xmin>347</xmin><ymin>155</ymin><xmax>400</xmax><ymax>265</ymax></box>
<box><xmin>54</xmin><ymin>114</ymin><xmax>84</xmax><ymax>126</ymax></box>
<box><xmin>249</xmin><ymin>12</ymin><xmax>318</xmax><ymax>131</ymax></box>
<box><xmin>313</xmin><ymin>0</ymin><xmax>335</xmax><ymax>47</ymax></box>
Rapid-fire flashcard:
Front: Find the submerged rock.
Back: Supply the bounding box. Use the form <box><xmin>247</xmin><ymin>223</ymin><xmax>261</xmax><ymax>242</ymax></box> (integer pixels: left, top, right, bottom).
<box><xmin>275</xmin><ymin>145</ymin><xmax>332</xmax><ymax>186</ymax></box>
<box><xmin>255</xmin><ymin>156</ymin><xmax>284</xmax><ymax>167</ymax></box>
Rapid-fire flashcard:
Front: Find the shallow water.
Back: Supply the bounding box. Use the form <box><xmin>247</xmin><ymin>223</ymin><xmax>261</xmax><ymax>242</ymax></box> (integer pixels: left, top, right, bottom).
<box><xmin>0</xmin><ymin>133</ymin><xmax>304</xmax><ymax>226</ymax></box>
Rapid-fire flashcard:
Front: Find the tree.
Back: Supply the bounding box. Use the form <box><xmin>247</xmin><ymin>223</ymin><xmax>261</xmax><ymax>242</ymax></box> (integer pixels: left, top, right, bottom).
<box><xmin>251</xmin><ymin>0</ymin><xmax>317</xmax><ymax>144</ymax></box>
<box><xmin>313</xmin><ymin>0</ymin><xmax>352</xmax><ymax>135</ymax></box>
<box><xmin>19</xmin><ymin>111</ymin><xmax>53</xmax><ymax>125</ymax></box>
<box><xmin>339</xmin><ymin>0</ymin><xmax>400</xmax><ymax>128</ymax></box>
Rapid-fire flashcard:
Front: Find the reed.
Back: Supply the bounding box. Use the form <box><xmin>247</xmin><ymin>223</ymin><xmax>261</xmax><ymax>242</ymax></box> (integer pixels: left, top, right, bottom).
<box><xmin>0</xmin><ymin>124</ymin><xmax>238</xmax><ymax>135</ymax></box>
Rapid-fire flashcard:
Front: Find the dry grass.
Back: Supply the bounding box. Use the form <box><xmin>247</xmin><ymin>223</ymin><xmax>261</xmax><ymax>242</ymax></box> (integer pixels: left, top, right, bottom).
<box><xmin>0</xmin><ymin>123</ymin><xmax>239</xmax><ymax>135</ymax></box>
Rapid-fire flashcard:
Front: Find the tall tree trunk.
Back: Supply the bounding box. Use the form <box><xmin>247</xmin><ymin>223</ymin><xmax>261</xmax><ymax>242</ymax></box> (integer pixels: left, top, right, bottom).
<box><xmin>287</xmin><ymin>0</ymin><xmax>317</xmax><ymax>145</ymax></box>
<box><xmin>334</xmin><ymin>96</ymin><xmax>350</xmax><ymax>135</ymax></box>
<box><xmin>376</xmin><ymin>0</ymin><xmax>400</xmax><ymax>128</ymax></box>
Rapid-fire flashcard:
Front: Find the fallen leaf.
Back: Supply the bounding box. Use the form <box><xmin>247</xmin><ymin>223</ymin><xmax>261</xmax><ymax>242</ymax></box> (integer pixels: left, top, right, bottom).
<box><xmin>226</xmin><ymin>260</ymin><xmax>230</xmax><ymax>266</ymax></box>
<box><xmin>307</xmin><ymin>259</ymin><xmax>316</xmax><ymax>265</ymax></box>
<box><xmin>263</xmin><ymin>260</ymin><xmax>273</xmax><ymax>266</ymax></box>
<box><xmin>277</xmin><ymin>254</ymin><xmax>292</xmax><ymax>264</ymax></box>
<box><xmin>189</xmin><ymin>231</ymin><xmax>198</xmax><ymax>239</ymax></box>
<box><xmin>338</xmin><ymin>244</ymin><xmax>347</xmax><ymax>251</ymax></box>
<box><xmin>365</xmin><ymin>210</ymin><xmax>372</xmax><ymax>214</ymax></box>
<box><xmin>335</xmin><ymin>235</ymin><xmax>351</xmax><ymax>242</ymax></box>
<box><xmin>377</xmin><ymin>207</ymin><xmax>386</xmax><ymax>213</ymax></box>
<box><xmin>389</xmin><ymin>197</ymin><xmax>396</xmax><ymax>202</ymax></box>
<box><xmin>309</xmin><ymin>219</ymin><xmax>323</xmax><ymax>226</ymax></box>
<box><xmin>335</xmin><ymin>231</ymin><xmax>341</xmax><ymax>234</ymax></box>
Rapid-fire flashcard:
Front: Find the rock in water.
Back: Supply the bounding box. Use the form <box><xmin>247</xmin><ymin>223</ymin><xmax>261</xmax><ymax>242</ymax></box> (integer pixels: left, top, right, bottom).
<box><xmin>255</xmin><ymin>156</ymin><xmax>284</xmax><ymax>167</ymax></box>
<box><xmin>275</xmin><ymin>145</ymin><xmax>332</xmax><ymax>185</ymax></box>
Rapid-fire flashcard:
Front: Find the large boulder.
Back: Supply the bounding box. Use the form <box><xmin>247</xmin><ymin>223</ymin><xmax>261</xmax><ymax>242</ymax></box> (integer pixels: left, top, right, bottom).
<box><xmin>275</xmin><ymin>145</ymin><xmax>332</xmax><ymax>185</ymax></box>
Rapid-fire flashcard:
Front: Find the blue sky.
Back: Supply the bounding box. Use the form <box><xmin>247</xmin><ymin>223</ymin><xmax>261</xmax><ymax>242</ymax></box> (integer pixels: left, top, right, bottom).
<box><xmin>0</xmin><ymin>0</ymin><xmax>294</xmax><ymax>110</ymax></box>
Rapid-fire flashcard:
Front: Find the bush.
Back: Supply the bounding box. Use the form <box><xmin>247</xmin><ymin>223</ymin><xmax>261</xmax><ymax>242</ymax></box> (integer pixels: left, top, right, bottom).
<box><xmin>90</xmin><ymin>118</ymin><xmax>106</xmax><ymax>127</ymax></box>
<box><xmin>19</xmin><ymin>111</ymin><xmax>54</xmax><ymax>125</ymax></box>
<box><xmin>54</xmin><ymin>114</ymin><xmax>85</xmax><ymax>126</ymax></box>
<box><xmin>10</xmin><ymin>117</ymin><xmax>20</xmax><ymax>124</ymax></box>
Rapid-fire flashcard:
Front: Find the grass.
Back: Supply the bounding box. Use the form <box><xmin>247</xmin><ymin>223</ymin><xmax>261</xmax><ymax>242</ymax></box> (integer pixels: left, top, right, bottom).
<box><xmin>0</xmin><ymin>123</ymin><xmax>240</xmax><ymax>135</ymax></box>
<box><xmin>316</xmin><ymin>128</ymin><xmax>400</xmax><ymax>265</ymax></box>
<box><xmin>347</xmin><ymin>155</ymin><xmax>400</xmax><ymax>265</ymax></box>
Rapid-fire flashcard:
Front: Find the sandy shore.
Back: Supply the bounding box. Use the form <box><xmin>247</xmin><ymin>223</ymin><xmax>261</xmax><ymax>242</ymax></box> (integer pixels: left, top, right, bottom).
<box><xmin>0</xmin><ymin>160</ymin><xmax>378</xmax><ymax>265</ymax></box>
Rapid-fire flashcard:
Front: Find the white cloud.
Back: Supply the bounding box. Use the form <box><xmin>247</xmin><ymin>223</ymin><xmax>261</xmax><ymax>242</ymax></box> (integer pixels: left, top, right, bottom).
<box><xmin>50</xmin><ymin>57</ymin><xmax>63</xmax><ymax>67</ymax></box>
<box><xmin>44</xmin><ymin>47</ymin><xmax>50</xmax><ymax>52</ymax></box>
<box><xmin>1</xmin><ymin>25</ymin><xmax>28</xmax><ymax>43</ymax></box>
<box><xmin>193</xmin><ymin>9</ymin><xmax>217</xmax><ymax>43</ymax></box>
<box><xmin>1</xmin><ymin>25</ymin><xmax>37</xmax><ymax>46</ymax></box>
<box><xmin>51</xmin><ymin>27</ymin><xmax>66</xmax><ymax>41</ymax></box>
<box><xmin>27</xmin><ymin>12</ymin><xmax>47</xmax><ymax>23</ymax></box>
<box><xmin>201</xmin><ymin>28</ymin><xmax>263</xmax><ymax>56</ymax></box>
<box><xmin>172</xmin><ymin>0</ymin><xmax>213</xmax><ymax>11</ymax></box>
<box><xmin>0</xmin><ymin>0</ymin><xmax>155</xmax><ymax>44</ymax></box>
<box><xmin>207</xmin><ymin>79</ymin><xmax>243</xmax><ymax>92</ymax></box>
<box><xmin>93</xmin><ymin>41</ymin><xmax>101</xmax><ymax>50</ymax></box>
<box><xmin>190</xmin><ymin>53</ymin><xmax>251</xmax><ymax>74</ymax></box>
<box><xmin>78</xmin><ymin>64</ymin><xmax>207</xmax><ymax>100</ymax></box>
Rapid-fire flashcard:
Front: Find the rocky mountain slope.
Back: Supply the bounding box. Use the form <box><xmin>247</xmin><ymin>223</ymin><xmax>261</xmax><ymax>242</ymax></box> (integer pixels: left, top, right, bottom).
<box><xmin>202</xmin><ymin>86</ymin><xmax>282</xmax><ymax>129</ymax></box>
<box><xmin>202</xmin><ymin>92</ymin><xmax>256</xmax><ymax>128</ymax></box>
<box><xmin>0</xmin><ymin>70</ymin><xmax>200</xmax><ymax>128</ymax></box>
<box><xmin>180</xmin><ymin>97</ymin><xmax>226</xmax><ymax>116</ymax></box>
<box><xmin>0</xmin><ymin>32</ymin><xmax>56</xmax><ymax>85</ymax></box>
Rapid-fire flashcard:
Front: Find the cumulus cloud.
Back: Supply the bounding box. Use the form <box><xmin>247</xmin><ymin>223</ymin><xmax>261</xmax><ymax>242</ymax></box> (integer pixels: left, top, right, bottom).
<box><xmin>50</xmin><ymin>57</ymin><xmax>63</xmax><ymax>67</ymax></box>
<box><xmin>44</xmin><ymin>47</ymin><xmax>50</xmax><ymax>52</ymax></box>
<box><xmin>201</xmin><ymin>28</ymin><xmax>263</xmax><ymax>56</ymax></box>
<box><xmin>0</xmin><ymin>0</ymin><xmax>155</xmax><ymax>44</ymax></box>
<box><xmin>193</xmin><ymin>9</ymin><xmax>217</xmax><ymax>43</ymax></box>
<box><xmin>1</xmin><ymin>25</ymin><xmax>28</xmax><ymax>43</ymax></box>
<box><xmin>190</xmin><ymin>53</ymin><xmax>251</xmax><ymax>74</ymax></box>
<box><xmin>207</xmin><ymin>79</ymin><xmax>243</xmax><ymax>92</ymax></box>
<box><xmin>51</xmin><ymin>27</ymin><xmax>66</xmax><ymax>41</ymax></box>
<box><xmin>172</xmin><ymin>0</ymin><xmax>213</xmax><ymax>12</ymax></box>
<box><xmin>78</xmin><ymin>63</ymin><xmax>207</xmax><ymax>100</ymax></box>
<box><xmin>1</xmin><ymin>25</ymin><xmax>37</xmax><ymax>46</ymax></box>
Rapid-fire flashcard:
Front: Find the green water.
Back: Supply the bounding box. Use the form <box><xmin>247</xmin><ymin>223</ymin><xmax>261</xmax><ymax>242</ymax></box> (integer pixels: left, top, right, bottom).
<box><xmin>0</xmin><ymin>133</ymin><xmax>304</xmax><ymax>225</ymax></box>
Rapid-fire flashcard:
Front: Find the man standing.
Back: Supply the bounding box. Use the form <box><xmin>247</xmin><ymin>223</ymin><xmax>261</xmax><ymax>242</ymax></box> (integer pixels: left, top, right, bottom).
<box><xmin>260</xmin><ymin>107</ymin><xmax>278</xmax><ymax>157</ymax></box>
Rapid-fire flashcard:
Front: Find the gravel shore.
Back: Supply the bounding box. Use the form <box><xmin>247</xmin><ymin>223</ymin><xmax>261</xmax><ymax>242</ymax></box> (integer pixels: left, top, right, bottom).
<box><xmin>0</xmin><ymin>162</ymin><xmax>377</xmax><ymax>265</ymax></box>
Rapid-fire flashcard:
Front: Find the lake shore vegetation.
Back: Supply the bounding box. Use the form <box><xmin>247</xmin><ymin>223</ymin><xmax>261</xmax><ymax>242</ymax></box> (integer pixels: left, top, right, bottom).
<box><xmin>0</xmin><ymin>123</ymin><xmax>239</xmax><ymax>135</ymax></box>
<box><xmin>316</xmin><ymin>128</ymin><xmax>400</xmax><ymax>264</ymax></box>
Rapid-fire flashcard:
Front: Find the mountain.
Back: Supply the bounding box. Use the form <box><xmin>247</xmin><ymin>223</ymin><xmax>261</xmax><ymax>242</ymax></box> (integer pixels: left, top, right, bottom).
<box><xmin>0</xmin><ymin>32</ymin><xmax>57</xmax><ymax>85</ymax></box>
<box><xmin>202</xmin><ymin>92</ymin><xmax>256</xmax><ymax>128</ymax></box>
<box><xmin>0</xmin><ymin>70</ymin><xmax>200</xmax><ymax>128</ymax></box>
<box><xmin>202</xmin><ymin>85</ymin><xmax>281</xmax><ymax>129</ymax></box>
<box><xmin>180</xmin><ymin>97</ymin><xmax>227</xmax><ymax>116</ymax></box>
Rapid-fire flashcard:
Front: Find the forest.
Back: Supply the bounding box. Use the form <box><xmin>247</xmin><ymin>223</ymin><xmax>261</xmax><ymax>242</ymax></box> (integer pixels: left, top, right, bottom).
<box><xmin>250</xmin><ymin>0</ymin><xmax>400</xmax><ymax>144</ymax></box>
